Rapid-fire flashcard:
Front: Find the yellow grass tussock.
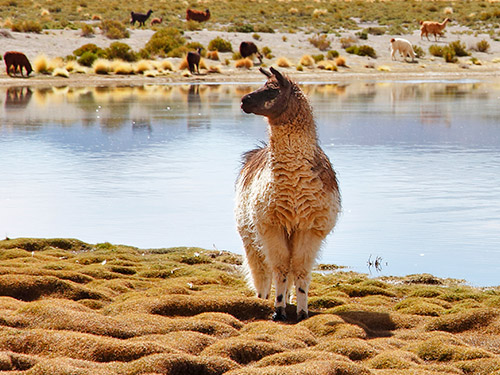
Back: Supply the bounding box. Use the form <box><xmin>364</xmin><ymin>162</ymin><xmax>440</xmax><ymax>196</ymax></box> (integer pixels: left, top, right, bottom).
<box><xmin>134</xmin><ymin>59</ymin><xmax>152</xmax><ymax>74</ymax></box>
<box><xmin>208</xmin><ymin>65</ymin><xmax>222</xmax><ymax>73</ymax></box>
<box><xmin>225</xmin><ymin>360</ymin><xmax>371</xmax><ymax>375</ymax></box>
<box><xmin>317</xmin><ymin>60</ymin><xmax>337</xmax><ymax>71</ymax></box>
<box><xmin>300</xmin><ymin>55</ymin><xmax>315</xmax><ymax>67</ymax></box>
<box><xmin>316</xmin><ymin>338</ymin><xmax>378</xmax><ymax>361</ymax></box>
<box><xmin>242</xmin><ymin>321</ymin><xmax>317</xmax><ymax>346</ymax></box>
<box><xmin>93</xmin><ymin>59</ymin><xmax>111</xmax><ymax>74</ymax></box>
<box><xmin>40</xmin><ymin>8</ymin><xmax>50</xmax><ymax>16</ymax></box>
<box><xmin>206</xmin><ymin>50</ymin><xmax>220</xmax><ymax>60</ymax></box>
<box><xmin>33</xmin><ymin>54</ymin><xmax>50</xmax><ymax>74</ymax></box>
<box><xmin>335</xmin><ymin>56</ymin><xmax>347</xmax><ymax>67</ymax></box>
<box><xmin>113</xmin><ymin>61</ymin><xmax>134</xmax><ymax>75</ymax></box>
<box><xmin>235</xmin><ymin>58</ymin><xmax>253</xmax><ymax>69</ymax></box>
<box><xmin>254</xmin><ymin>349</ymin><xmax>350</xmax><ymax>367</ymax></box>
<box><xmin>51</xmin><ymin>68</ymin><xmax>69</xmax><ymax>78</ymax></box>
<box><xmin>275</xmin><ymin>56</ymin><xmax>292</xmax><ymax>68</ymax></box>
<box><xmin>312</xmin><ymin>8</ymin><xmax>328</xmax><ymax>18</ymax></box>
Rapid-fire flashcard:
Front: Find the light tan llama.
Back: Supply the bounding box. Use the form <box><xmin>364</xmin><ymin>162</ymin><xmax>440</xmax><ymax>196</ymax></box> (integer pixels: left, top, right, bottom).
<box><xmin>236</xmin><ymin>67</ymin><xmax>341</xmax><ymax>322</ymax></box>
<box><xmin>420</xmin><ymin>18</ymin><xmax>450</xmax><ymax>41</ymax></box>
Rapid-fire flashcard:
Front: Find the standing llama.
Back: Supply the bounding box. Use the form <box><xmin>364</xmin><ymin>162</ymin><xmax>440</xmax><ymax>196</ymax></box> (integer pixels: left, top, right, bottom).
<box><xmin>420</xmin><ymin>18</ymin><xmax>450</xmax><ymax>41</ymax></box>
<box><xmin>236</xmin><ymin>67</ymin><xmax>341</xmax><ymax>322</ymax></box>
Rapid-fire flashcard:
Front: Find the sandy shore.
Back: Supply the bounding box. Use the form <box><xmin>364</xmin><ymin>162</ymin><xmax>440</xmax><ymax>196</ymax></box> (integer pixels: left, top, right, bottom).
<box><xmin>1</xmin><ymin>23</ymin><xmax>500</xmax><ymax>87</ymax></box>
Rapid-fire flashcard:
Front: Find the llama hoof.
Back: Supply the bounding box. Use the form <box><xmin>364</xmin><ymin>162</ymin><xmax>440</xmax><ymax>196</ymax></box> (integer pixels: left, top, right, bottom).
<box><xmin>272</xmin><ymin>307</ymin><xmax>287</xmax><ymax>322</ymax></box>
<box><xmin>297</xmin><ymin>310</ymin><xmax>309</xmax><ymax>322</ymax></box>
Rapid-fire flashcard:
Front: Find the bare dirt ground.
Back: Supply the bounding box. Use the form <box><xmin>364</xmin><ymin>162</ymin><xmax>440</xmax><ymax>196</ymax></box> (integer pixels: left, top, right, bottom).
<box><xmin>1</xmin><ymin>23</ymin><xmax>500</xmax><ymax>87</ymax></box>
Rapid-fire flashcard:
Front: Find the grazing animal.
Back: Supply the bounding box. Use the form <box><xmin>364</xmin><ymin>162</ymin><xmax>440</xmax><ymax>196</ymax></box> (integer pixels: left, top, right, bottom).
<box><xmin>420</xmin><ymin>18</ymin><xmax>450</xmax><ymax>41</ymax></box>
<box><xmin>150</xmin><ymin>17</ymin><xmax>162</xmax><ymax>26</ymax></box>
<box><xmin>239</xmin><ymin>41</ymin><xmax>263</xmax><ymax>64</ymax></box>
<box><xmin>236</xmin><ymin>67</ymin><xmax>341</xmax><ymax>322</ymax></box>
<box><xmin>186</xmin><ymin>8</ymin><xmax>210</xmax><ymax>22</ymax></box>
<box><xmin>390</xmin><ymin>38</ymin><xmax>416</xmax><ymax>62</ymax></box>
<box><xmin>130</xmin><ymin>9</ymin><xmax>153</xmax><ymax>27</ymax></box>
<box><xmin>4</xmin><ymin>51</ymin><xmax>33</xmax><ymax>77</ymax></box>
<box><xmin>187</xmin><ymin>47</ymin><xmax>202</xmax><ymax>74</ymax></box>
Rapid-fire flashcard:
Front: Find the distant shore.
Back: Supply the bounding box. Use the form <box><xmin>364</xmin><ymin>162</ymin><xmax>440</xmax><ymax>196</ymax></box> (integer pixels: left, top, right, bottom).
<box><xmin>2</xmin><ymin>25</ymin><xmax>500</xmax><ymax>87</ymax></box>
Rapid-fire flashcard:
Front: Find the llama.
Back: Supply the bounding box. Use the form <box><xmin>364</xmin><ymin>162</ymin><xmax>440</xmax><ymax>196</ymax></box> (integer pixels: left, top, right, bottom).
<box><xmin>390</xmin><ymin>38</ymin><xmax>416</xmax><ymax>62</ymax></box>
<box><xmin>239</xmin><ymin>41</ymin><xmax>263</xmax><ymax>64</ymax></box>
<box><xmin>186</xmin><ymin>8</ymin><xmax>210</xmax><ymax>22</ymax></box>
<box><xmin>420</xmin><ymin>18</ymin><xmax>450</xmax><ymax>41</ymax></box>
<box><xmin>130</xmin><ymin>10</ymin><xmax>153</xmax><ymax>27</ymax></box>
<box><xmin>236</xmin><ymin>67</ymin><xmax>341</xmax><ymax>322</ymax></box>
<box><xmin>187</xmin><ymin>47</ymin><xmax>202</xmax><ymax>74</ymax></box>
<box><xmin>150</xmin><ymin>17</ymin><xmax>162</xmax><ymax>26</ymax></box>
<box><xmin>4</xmin><ymin>51</ymin><xmax>33</xmax><ymax>77</ymax></box>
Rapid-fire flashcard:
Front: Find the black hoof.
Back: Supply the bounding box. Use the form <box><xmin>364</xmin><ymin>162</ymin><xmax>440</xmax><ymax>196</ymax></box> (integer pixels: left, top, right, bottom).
<box><xmin>297</xmin><ymin>310</ymin><xmax>308</xmax><ymax>322</ymax></box>
<box><xmin>272</xmin><ymin>307</ymin><xmax>287</xmax><ymax>322</ymax></box>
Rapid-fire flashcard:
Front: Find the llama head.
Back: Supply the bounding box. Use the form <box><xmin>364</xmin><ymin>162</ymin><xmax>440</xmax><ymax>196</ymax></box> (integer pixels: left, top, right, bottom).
<box><xmin>241</xmin><ymin>67</ymin><xmax>292</xmax><ymax>119</ymax></box>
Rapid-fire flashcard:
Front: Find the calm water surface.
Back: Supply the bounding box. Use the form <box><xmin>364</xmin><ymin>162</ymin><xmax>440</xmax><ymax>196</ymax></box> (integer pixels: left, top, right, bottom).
<box><xmin>1</xmin><ymin>80</ymin><xmax>500</xmax><ymax>286</ymax></box>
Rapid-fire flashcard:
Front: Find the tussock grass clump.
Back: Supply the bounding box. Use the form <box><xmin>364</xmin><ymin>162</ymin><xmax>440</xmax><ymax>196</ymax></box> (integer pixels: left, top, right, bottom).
<box><xmin>425</xmin><ymin>308</ymin><xmax>498</xmax><ymax>333</ymax></box>
<box><xmin>403</xmin><ymin>274</ymin><xmax>444</xmax><ymax>285</ymax></box>
<box><xmin>52</xmin><ymin>67</ymin><xmax>70</xmax><ymax>78</ymax></box>
<box><xmin>93</xmin><ymin>59</ymin><xmax>111</xmax><ymax>74</ymax></box>
<box><xmin>242</xmin><ymin>321</ymin><xmax>317</xmax><ymax>346</ymax></box>
<box><xmin>119</xmin><ymin>353</ymin><xmax>239</xmax><ymax>375</ymax></box>
<box><xmin>394</xmin><ymin>297</ymin><xmax>448</xmax><ymax>316</ymax></box>
<box><xmin>254</xmin><ymin>349</ymin><xmax>349</xmax><ymax>367</ymax></box>
<box><xmin>298</xmin><ymin>314</ymin><xmax>365</xmax><ymax>339</ymax></box>
<box><xmin>235</xmin><ymin>58</ymin><xmax>253</xmax><ymax>69</ymax></box>
<box><xmin>0</xmin><ymin>275</ymin><xmax>107</xmax><ymax>302</ymax></box>
<box><xmin>33</xmin><ymin>55</ymin><xmax>50</xmax><ymax>74</ymax></box>
<box><xmin>316</xmin><ymin>338</ymin><xmax>377</xmax><ymax>361</ymax></box>
<box><xmin>299</xmin><ymin>55</ymin><xmax>315</xmax><ymax>67</ymax></box>
<box><xmin>206</xmin><ymin>50</ymin><xmax>220</xmax><ymax>60</ymax></box>
<box><xmin>368</xmin><ymin>350</ymin><xmax>421</xmax><ymax>369</ymax></box>
<box><xmin>411</xmin><ymin>337</ymin><xmax>492</xmax><ymax>362</ymax></box>
<box><xmin>226</xmin><ymin>360</ymin><xmax>371</xmax><ymax>375</ymax></box>
<box><xmin>149</xmin><ymin>294</ymin><xmax>272</xmax><ymax>321</ymax></box>
<box><xmin>275</xmin><ymin>57</ymin><xmax>292</xmax><ymax>68</ymax></box>
<box><xmin>201</xmin><ymin>337</ymin><xmax>284</xmax><ymax>364</ymax></box>
<box><xmin>112</xmin><ymin>61</ymin><xmax>134</xmax><ymax>75</ymax></box>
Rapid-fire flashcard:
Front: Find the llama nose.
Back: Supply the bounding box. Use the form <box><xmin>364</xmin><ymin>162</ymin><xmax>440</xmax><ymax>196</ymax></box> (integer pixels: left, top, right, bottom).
<box><xmin>241</xmin><ymin>94</ymin><xmax>253</xmax><ymax>113</ymax></box>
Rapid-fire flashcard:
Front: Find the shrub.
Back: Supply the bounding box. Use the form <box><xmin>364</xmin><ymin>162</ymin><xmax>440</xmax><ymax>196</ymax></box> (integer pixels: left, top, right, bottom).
<box><xmin>448</xmin><ymin>40</ymin><xmax>469</xmax><ymax>56</ymax></box>
<box><xmin>476</xmin><ymin>39</ymin><xmax>490</xmax><ymax>52</ymax></box>
<box><xmin>366</xmin><ymin>26</ymin><xmax>386</xmax><ymax>35</ymax></box>
<box><xmin>356</xmin><ymin>29</ymin><xmax>368</xmax><ymax>40</ymax></box>
<box><xmin>429</xmin><ymin>44</ymin><xmax>444</xmax><ymax>57</ymax></box>
<box><xmin>255</xmin><ymin>24</ymin><xmax>274</xmax><ymax>33</ymax></box>
<box><xmin>80</xmin><ymin>23</ymin><xmax>94</xmax><ymax>37</ymax></box>
<box><xmin>309</xmin><ymin>34</ymin><xmax>331</xmax><ymax>51</ymax></box>
<box><xmin>228</xmin><ymin>23</ymin><xmax>254</xmax><ymax>33</ymax></box>
<box><xmin>261</xmin><ymin>46</ymin><xmax>272</xmax><ymax>59</ymax></box>
<box><xmin>11</xmin><ymin>20</ymin><xmax>42</xmax><ymax>33</ymax></box>
<box><xmin>312</xmin><ymin>54</ymin><xmax>324</xmax><ymax>62</ymax></box>
<box><xmin>442</xmin><ymin>46</ymin><xmax>457</xmax><ymax>63</ymax></box>
<box><xmin>358</xmin><ymin>45</ymin><xmax>377</xmax><ymax>58</ymax></box>
<box><xmin>300</xmin><ymin>55</ymin><xmax>315</xmax><ymax>67</ymax></box>
<box><xmin>73</xmin><ymin>43</ymin><xmax>104</xmax><ymax>57</ymax></box>
<box><xmin>327</xmin><ymin>50</ymin><xmax>339</xmax><ymax>59</ymax></box>
<box><xmin>78</xmin><ymin>51</ymin><xmax>98</xmax><ymax>67</ymax></box>
<box><xmin>413</xmin><ymin>45</ymin><xmax>425</xmax><ymax>58</ymax></box>
<box><xmin>100</xmin><ymin>19</ymin><xmax>129</xmax><ymax>39</ymax></box>
<box><xmin>252</xmin><ymin>33</ymin><xmax>261</xmax><ymax>41</ymax></box>
<box><xmin>208</xmin><ymin>37</ymin><xmax>232</xmax><ymax>52</ymax></box>
<box><xmin>105</xmin><ymin>42</ymin><xmax>137</xmax><ymax>62</ymax></box>
<box><xmin>340</xmin><ymin>36</ymin><xmax>356</xmax><ymax>49</ymax></box>
<box><xmin>141</xmin><ymin>28</ymin><xmax>185</xmax><ymax>57</ymax></box>
<box><xmin>276</xmin><ymin>56</ymin><xmax>292</xmax><ymax>67</ymax></box>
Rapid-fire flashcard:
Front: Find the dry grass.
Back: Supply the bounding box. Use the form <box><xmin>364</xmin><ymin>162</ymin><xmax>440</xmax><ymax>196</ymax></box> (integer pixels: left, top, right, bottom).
<box><xmin>235</xmin><ymin>58</ymin><xmax>253</xmax><ymax>69</ymax></box>
<box><xmin>275</xmin><ymin>56</ymin><xmax>292</xmax><ymax>68</ymax></box>
<box><xmin>1</xmin><ymin>237</ymin><xmax>500</xmax><ymax>374</ymax></box>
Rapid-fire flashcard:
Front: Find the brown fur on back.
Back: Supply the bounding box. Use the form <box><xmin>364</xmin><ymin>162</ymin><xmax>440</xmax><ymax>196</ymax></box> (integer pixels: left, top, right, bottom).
<box><xmin>186</xmin><ymin>8</ymin><xmax>210</xmax><ymax>22</ymax></box>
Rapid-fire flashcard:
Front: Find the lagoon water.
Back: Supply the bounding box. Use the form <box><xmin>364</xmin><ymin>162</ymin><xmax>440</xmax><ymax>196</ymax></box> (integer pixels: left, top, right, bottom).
<box><xmin>1</xmin><ymin>80</ymin><xmax>500</xmax><ymax>286</ymax></box>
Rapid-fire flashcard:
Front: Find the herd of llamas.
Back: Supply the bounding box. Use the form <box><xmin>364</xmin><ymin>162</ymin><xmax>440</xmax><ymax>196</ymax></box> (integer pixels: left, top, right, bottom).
<box><xmin>2</xmin><ymin>5</ymin><xmax>455</xmax><ymax>77</ymax></box>
<box><xmin>1</xmin><ymin>7</ymin><xmax>455</xmax><ymax>322</ymax></box>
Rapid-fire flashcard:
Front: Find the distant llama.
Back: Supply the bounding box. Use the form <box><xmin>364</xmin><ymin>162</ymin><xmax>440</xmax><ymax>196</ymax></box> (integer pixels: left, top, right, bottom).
<box><xmin>186</xmin><ymin>8</ymin><xmax>210</xmax><ymax>22</ymax></box>
<box><xmin>239</xmin><ymin>41</ymin><xmax>263</xmax><ymax>64</ymax></box>
<box><xmin>390</xmin><ymin>38</ymin><xmax>416</xmax><ymax>62</ymax></box>
<box><xmin>130</xmin><ymin>10</ymin><xmax>153</xmax><ymax>27</ymax></box>
<box><xmin>4</xmin><ymin>51</ymin><xmax>33</xmax><ymax>77</ymax></box>
<box><xmin>236</xmin><ymin>67</ymin><xmax>341</xmax><ymax>322</ymax></box>
<box><xmin>150</xmin><ymin>17</ymin><xmax>162</xmax><ymax>26</ymax></box>
<box><xmin>420</xmin><ymin>18</ymin><xmax>450</xmax><ymax>41</ymax></box>
<box><xmin>187</xmin><ymin>47</ymin><xmax>202</xmax><ymax>74</ymax></box>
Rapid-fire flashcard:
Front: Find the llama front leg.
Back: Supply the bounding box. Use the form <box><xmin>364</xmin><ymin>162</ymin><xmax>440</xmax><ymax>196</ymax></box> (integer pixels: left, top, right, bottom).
<box><xmin>290</xmin><ymin>230</ymin><xmax>324</xmax><ymax>321</ymax></box>
<box><xmin>239</xmin><ymin>230</ymin><xmax>272</xmax><ymax>299</ymax></box>
<box><xmin>259</xmin><ymin>226</ymin><xmax>290</xmax><ymax>321</ymax></box>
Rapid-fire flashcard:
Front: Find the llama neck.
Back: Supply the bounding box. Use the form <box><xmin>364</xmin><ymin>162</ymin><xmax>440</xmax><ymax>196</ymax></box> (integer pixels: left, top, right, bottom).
<box><xmin>267</xmin><ymin>95</ymin><xmax>318</xmax><ymax>162</ymax></box>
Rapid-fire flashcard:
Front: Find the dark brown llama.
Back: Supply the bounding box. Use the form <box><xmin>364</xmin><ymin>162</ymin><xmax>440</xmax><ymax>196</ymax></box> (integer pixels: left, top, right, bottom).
<box><xmin>130</xmin><ymin>10</ymin><xmax>153</xmax><ymax>27</ymax></box>
<box><xmin>4</xmin><ymin>51</ymin><xmax>33</xmax><ymax>77</ymax></box>
<box><xmin>187</xmin><ymin>47</ymin><xmax>202</xmax><ymax>74</ymax></box>
<box><xmin>239</xmin><ymin>41</ymin><xmax>263</xmax><ymax>64</ymax></box>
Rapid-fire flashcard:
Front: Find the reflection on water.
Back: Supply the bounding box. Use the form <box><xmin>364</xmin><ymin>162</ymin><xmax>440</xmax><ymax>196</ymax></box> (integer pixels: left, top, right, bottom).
<box><xmin>1</xmin><ymin>80</ymin><xmax>500</xmax><ymax>286</ymax></box>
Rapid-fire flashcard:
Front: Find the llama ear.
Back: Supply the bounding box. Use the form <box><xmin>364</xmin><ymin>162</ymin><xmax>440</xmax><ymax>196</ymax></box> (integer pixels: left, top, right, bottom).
<box><xmin>259</xmin><ymin>67</ymin><xmax>272</xmax><ymax>78</ymax></box>
<box><xmin>270</xmin><ymin>67</ymin><xmax>287</xmax><ymax>87</ymax></box>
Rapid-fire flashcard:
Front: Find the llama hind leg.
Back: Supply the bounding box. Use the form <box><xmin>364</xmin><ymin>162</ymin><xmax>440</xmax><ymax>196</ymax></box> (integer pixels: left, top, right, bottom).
<box><xmin>290</xmin><ymin>230</ymin><xmax>324</xmax><ymax>321</ymax></box>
